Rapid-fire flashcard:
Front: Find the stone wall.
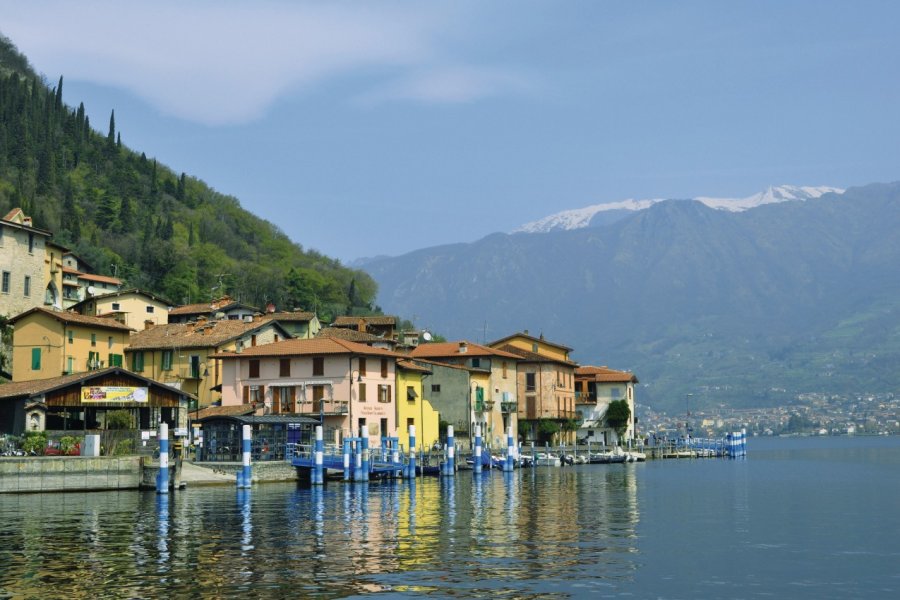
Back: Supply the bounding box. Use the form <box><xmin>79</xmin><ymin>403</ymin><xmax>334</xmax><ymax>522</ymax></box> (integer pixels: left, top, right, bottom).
<box><xmin>0</xmin><ymin>456</ymin><xmax>142</xmax><ymax>493</ymax></box>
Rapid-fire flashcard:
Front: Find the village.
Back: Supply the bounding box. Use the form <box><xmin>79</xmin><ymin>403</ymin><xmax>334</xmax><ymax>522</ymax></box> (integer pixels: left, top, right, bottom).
<box><xmin>0</xmin><ymin>207</ymin><xmax>640</xmax><ymax>466</ymax></box>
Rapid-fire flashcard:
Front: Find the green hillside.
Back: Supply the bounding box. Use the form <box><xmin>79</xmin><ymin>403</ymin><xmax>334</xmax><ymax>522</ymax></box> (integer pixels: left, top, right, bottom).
<box><xmin>0</xmin><ymin>35</ymin><xmax>376</xmax><ymax>318</ymax></box>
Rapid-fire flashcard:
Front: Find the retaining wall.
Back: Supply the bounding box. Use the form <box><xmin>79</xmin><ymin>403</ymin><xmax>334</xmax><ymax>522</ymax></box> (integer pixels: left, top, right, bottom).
<box><xmin>0</xmin><ymin>456</ymin><xmax>142</xmax><ymax>493</ymax></box>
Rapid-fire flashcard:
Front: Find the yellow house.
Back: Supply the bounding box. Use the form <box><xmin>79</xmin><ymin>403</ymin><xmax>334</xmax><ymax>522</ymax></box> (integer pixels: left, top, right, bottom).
<box><xmin>488</xmin><ymin>331</ymin><xmax>578</xmax><ymax>444</ymax></box>
<box><xmin>125</xmin><ymin>317</ymin><xmax>292</xmax><ymax>412</ymax></box>
<box><xmin>71</xmin><ymin>288</ymin><xmax>172</xmax><ymax>329</ymax></box>
<box><xmin>396</xmin><ymin>359</ymin><xmax>440</xmax><ymax>451</ymax></box>
<box><xmin>9</xmin><ymin>307</ymin><xmax>133</xmax><ymax>381</ymax></box>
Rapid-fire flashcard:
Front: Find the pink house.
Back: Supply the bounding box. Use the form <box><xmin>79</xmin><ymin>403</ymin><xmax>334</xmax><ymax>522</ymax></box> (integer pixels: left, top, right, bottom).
<box><xmin>215</xmin><ymin>337</ymin><xmax>400</xmax><ymax>444</ymax></box>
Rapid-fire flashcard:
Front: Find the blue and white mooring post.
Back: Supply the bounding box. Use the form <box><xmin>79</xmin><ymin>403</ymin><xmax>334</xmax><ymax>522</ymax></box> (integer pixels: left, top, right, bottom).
<box><xmin>503</xmin><ymin>425</ymin><xmax>515</xmax><ymax>472</ymax></box>
<box><xmin>156</xmin><ymin>422</ymin><xmax>169</xmax><ymax>494</ymax></box>
<box><xmin>343</xmin><ymin>438</ymin><xmax>351</xmax><ymax>481</ymax></box>
<box><xmin>443</xmin><ymin>425</ymin><xmax>455</xmax><ymax>476</ymax></box>
<box><xmin>406</xmin><ymin>424</ymin><xmax>416</xmax><ymax>479</ymax></box>
<box><xmin>237</xmin><ymin>424</ymin><xmax>252</xmax><ymax>488</ymax></box>
<box><xmin>473</xmin><ymin>424</ymin><xmax>483</xmax><ymax>474</ymax></box>
<box><xmin>360</xmin><ymin>426</ymin><xmax>370</xmax><ymax>482</ymax></box>
<box><xmin>312</xmin><ymin>425</ymin><xmax>324</xmax><ymax>485</ymax></box>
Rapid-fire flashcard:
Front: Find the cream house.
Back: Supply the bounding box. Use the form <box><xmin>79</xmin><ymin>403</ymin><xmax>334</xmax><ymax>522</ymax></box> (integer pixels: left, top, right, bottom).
<box><xmin>71</xmin><ymin>288</ymin><xmax>172</xmax><ymax>329</ymax></box>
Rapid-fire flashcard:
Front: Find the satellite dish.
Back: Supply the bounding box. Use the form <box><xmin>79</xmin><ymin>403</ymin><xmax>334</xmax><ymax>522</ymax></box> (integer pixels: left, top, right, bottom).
<box><xmin>422</xmin><ymin>331</ymin><xmax>433</xmax><ymax>342</ymax></box>
<box><xmin>87</xmin><ymin>286</ymin><xmax>96</xmax><ymax>296</ymax></box>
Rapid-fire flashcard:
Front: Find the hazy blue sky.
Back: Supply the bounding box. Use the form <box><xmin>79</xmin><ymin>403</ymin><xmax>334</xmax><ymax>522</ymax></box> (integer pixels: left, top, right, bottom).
<box><xmin>2</xmin><ymin>1</ymin><xmax>899</xmax><ymax>262</ymax></box>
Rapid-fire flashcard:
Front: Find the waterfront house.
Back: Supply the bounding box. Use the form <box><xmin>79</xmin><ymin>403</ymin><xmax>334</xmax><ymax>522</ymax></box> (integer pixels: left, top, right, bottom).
<box><xmin>410</xmin><ymin>340</ymin><xmax>521</xmax><ymax>449</ymax></box>
<box><xmin>125</xmin><ymin>317</ymin><xmax>292</xmax><ymax>412</ymax></box>
<box><xmin>0</xmin><ymin>366</ymin><xmax>193</xmax><ymax>436</ymax></box>
<box><xmin>488</xmin><ymin>331</ymin><xmax>578</xmax><ymax>445</ymax></box>
<box><xmin>8</xmin><ymin>307</ymin><xmax>133</xmax><ymax>382</ymax></box>
<box><xmin>70</xmin><ymin>288</ymin><xmax>173</xmax><ymax>329</ymax></box>
<box><xmin>214</xmin><ymin>337</ymin><xmax>401</xmax><ymax>445</ymax></box>
<box><xmin>395</xmin><ymin>358</ymin><xmax>440</xmax><ymax>451</ymax></box>
<box><xmin>575</xmin><ymin>365</ymin><xmax>639</xmax><ymax>445</ymax></box>
<box><xmin>400</xmin><ymin>357</ymin><xmax>473</xmax><ymax>447</ymax></box>
<box><xmin>167</xmin><ymin>295</ymin><xmax>260</xmax><ymax>324</ymax></box>
<box><xmin>0</xmin><ymin>208</ymin><xmax>52</xmax><ymax>318</ymax></box>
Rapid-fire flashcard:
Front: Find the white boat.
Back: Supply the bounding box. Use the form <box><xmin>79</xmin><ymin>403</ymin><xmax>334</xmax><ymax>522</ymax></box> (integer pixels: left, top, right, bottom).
<box><xmin>535</xmin><ymin>452</ymin><xmax>561</xmax><ymax>467</ymax></box>
<box><xmin>624</xmin><ymin>451</ymin><xmax>646</xmax><ymax>462</ymax></box>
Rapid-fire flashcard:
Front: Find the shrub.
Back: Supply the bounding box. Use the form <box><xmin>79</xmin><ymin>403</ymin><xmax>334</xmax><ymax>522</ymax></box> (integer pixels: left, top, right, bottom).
<box><xmin>58</xmin><ymin>436</ymin><xmax>80</xmax><ymax>455</ymax></box>
<box><xmin>22</xmin><ymin>431</ymin><xmax>48</xmax><ymax>455</ymax></box>
<box><xmin>106</xmin><ymin>410</ymin><xmax>133</xmax><ymax>430</ymax></box>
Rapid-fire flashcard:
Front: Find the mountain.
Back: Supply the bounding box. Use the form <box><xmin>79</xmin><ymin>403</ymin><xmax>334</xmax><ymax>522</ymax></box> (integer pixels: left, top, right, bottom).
<box><xmin>364</xmin><ymin>182</ymin><xmax>900</xmax><ymax>413</ymax></box>
<box><xmin>514</xmin><ymin>185</ymin><xmax>844</xmax><ymax>233</ymax></box>
<box><xmin>0</xmin><ymin>35</ymin><xmax>376</xmax><ymax>319</ymax></box>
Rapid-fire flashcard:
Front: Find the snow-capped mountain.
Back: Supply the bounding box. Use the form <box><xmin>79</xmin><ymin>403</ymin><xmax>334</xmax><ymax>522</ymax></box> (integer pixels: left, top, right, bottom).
<box><xmin>514</xmin><ymin>185</ymin><xmax>844</xmax><ymax>233</ymax></box>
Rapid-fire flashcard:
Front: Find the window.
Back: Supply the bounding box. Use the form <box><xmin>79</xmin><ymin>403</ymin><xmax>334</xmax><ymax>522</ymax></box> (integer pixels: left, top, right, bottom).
<box><xmin>279</xmin><ymin>358</ymin><xmax>291</xmax><ymax>377</ymax></box>
<box><xmin>407</xmin><ymin>386</ymin><xmax>417</xmax><ymax>401</ymax></box>
<box><xmin>431</xmin><ymin>384</ymin><xmax>441</xmax><ymax>393</ymax></box>
<box><xmin>28</xmin><ymin>232</ymin><xmax>34</xmax><ymax>253</ymax></box>
<box><xmin>312</xmin><ymin>385</ymin><xmax>325</xmax><ymax>406</ymax></box>
<box><xmin>2</xmin><ymin>271</ymin><xmax>9</xmax><ymax>294</ymax></box>
<box><xmin>87</xmin><ymin>351</ymin><xmax>100</xmax><ymax>369</ymax></box>
<box><xmin>108</xmin><ymin>336</ymin><xmax>114</xmax><ymax>349</ymax></box>
<box><xmin>313</xmin><ymin>357</ymin><xmax>324</xmax><ymax>376</ymax></box>
<box><xmin>23</xmin><ymin>276</ymin><xmax>30</xmax><ymax>297</ymax></box>
<box><xmin>67</xmin><ymin>330</ymin><xmax>73</xmax><ymax>344</ymax></box>
<box><xmin>31</xmin><ymin>348</ymin><xmax>41</xmax><ymax>370</ymax></box>
<box><xmin>359</xmin><ymin>383</ymin><xmax>367</xmax><ymax>402</ymax></box>
<box><xmin>162</xmin><ymin>350</ymin><xmax>173</xmax><ymax>371</ymax></box>
<box><xmin>502</xmin><ymin>361</ymin><xmax>508</xmax><ymax>379</ymax></box>
<box><xmin>471</xmin><ymin>358</ymin><xmax>481</xmax><ymax>368</ymax></box>
<box><xmin>146</xmin><ymin>306</ymin><xmax>154</xmax><ymax>314</ymax></box>
<box><xmin>247</xmin><ymin>386</ymin><xmax>261</xmax><ymax>404</ymax></box>
<box><xmin>112</xmin><ymin>302</ymin><xmax>120</xmax><ymax>311</ymax></box>
<box><xmin>108</xmin><ymin>353</ymin><xmax>123</xmax><ymax>367</ymax></box>
<box><xmin>526</xmin><ymin>372</ymin><xmax>536</xmax><ymax>392</ymax></box>
<box><xmin>249</xmin><ymin>359</ymin><xmax>260</xmax><ymax>378</ymax></box>
<box><xmin>532</xmin><ymin>343</ymin><xmax>538</xmax><ymax>352</ymax></box>
<box><xmin>91</xmin><ymin>333</ymin><xmax>97</xmax><ymax>347</ymax></box>
<box><xmin>66</xmin><ymin>356</ymin><xmax>74</xmax><ymax>374</ymax></box>
<box><xmin>380</xmin><ymin>358</ymin><xmax>388</xmax><ymax>378</ymax></box>
<box><xmin>359</xmin><ymin>357</ymin><xmax>366</xmax><ymax>376</ymax></box>
<box><xmin>189</xmin><ymin>355</ymin><xmax>200</xmax><ymax>379</ymax></box>
<box><xmin>132</xmin><ymin>351</ymin><xmax>145</xmax><ymax>372</ymax></box>
<box><xmin>378</xmin><ymin>384</ymin><xmax>392</xmax><ymax>403</ymax></box>
<box><xmin>251</xmin><ymin>335</ymin><xmax>257</xmax><ymax>347</ymax></box>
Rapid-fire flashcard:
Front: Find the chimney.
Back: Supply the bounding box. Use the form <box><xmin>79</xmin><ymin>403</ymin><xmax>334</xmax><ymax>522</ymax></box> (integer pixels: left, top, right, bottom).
<box><xmin>524</xmin><ymin>329</ymin><xmax>529</xmax><ymax>336</ymax></box>
<box><xmin>458</xmin><ymin>341</ymin><xmax>468</xmax><ymax>354</ymax></box>
<box><xmin>144</xmin><ymin>320</ymin><xmax>154</xmax><ymax>330</ymax></box>
<box><xmin>23</xmin><ymin>216</ymin><xmax>33</xmax><ymax>227</ymax></box>
<box><xmin>266</xmin><ymin>302</ymin><xmax>276</xmax><ymax>313</ymax></box>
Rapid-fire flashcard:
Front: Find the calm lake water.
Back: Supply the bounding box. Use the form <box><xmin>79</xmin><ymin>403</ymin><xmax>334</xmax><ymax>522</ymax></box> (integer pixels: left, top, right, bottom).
<box><xmin>1</xmin><ymin>436</ymin><xmax>898</xmax><ymax>598</ymax></box>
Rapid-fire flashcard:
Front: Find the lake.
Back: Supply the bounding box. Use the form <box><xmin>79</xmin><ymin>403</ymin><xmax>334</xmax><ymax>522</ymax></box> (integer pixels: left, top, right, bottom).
<box><xmin>1</xmin><ymin>435</ymin><xmax>898</xmax><ymax>598</ymax></box>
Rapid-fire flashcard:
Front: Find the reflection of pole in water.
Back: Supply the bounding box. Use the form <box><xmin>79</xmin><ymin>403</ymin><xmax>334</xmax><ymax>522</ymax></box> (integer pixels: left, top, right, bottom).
<box><xmin>504</xmin><ymin>470</ymin><xmax>518</xmax><ymax>529</ymax></box>
<box><xmin>237</xmin><ymin>489</ymin><xmax>253</xmax><ymax>553</ymax></box>
<box><xmin>156</xmin><ymin>494</ymin><xmax>170</xmax><ymax>565</ymax></box>
<box><xmin>312</xmin><ymin>486</ymin><xmax>325</xmax><ymax>558</ymax></box>
<box><xmin>407</xmin><ymin>479</ymin><xmax>417</xmax><ymax>536</ymax></box>
<box><xmin>444</xmin><ymin>476</ymin><xmax>456</xmax><ymax>541</ymax></box>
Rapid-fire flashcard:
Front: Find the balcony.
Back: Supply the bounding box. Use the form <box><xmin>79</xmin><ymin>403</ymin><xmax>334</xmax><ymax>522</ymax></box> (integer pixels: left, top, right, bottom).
<box><xmin>306</xmin><ymin>400</ymin><xmax>349</xmax><ymax>416</ymax></box>
<box><xmin>501</xmin><ymin>401</ymin><xmax>517</xmax><ymax>413</ymax></box>
<box><xmin>179</xmin><ymin>367</ymin><xmax>202</xmax><ymax>380</ymax></box>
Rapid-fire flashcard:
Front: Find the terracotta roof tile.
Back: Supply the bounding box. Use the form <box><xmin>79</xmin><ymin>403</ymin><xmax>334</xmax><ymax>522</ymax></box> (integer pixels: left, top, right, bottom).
<box><xmin>576</xmin><ymin>365</ymin><xmax>638</xmax><ymax>383</ymax></box>
<box><xmin>492</xmin><ymin>343</ymin><xmax>578</xmax><ymax>366</ymax></box>
<box><xmin>79</xmin><ymin>273</ymin><xmax>122</xmax><ymax>285</ymax></box>
<box><xmin>0</xmin><ymin>367</ymin><xmax>193</xmax><ymax>400</ymax></box>
<box><xmin>316</xmin><ymin>327</ymin><xmax>394</xmax><ymax>344</ymax></box>
<box><xmin>214</xmin><ymin>337</ymin><xmax>402</xmax><ymax>359</ymax></box>
<box><xmin>410</xmin><ymin>341</ymin><xmax>521</xmax><ymax>360</ymax></box>
<box><xmin>128</xmin><ymin>319</ymin><xmax>283</xmax><ymax>350</ymax></box>
<box><xmin>332</xmin><ymin>315</ymin><xmax>397</xmax><ymax>327</ymax></box>
<box><xmin>396</xmin><ymin>359</ymin><xmax>432</xmax><ymax>373</ymax></box>
<box><xmin>8</xmin><ymin>307</ymin><xmax>133</xmax><ymax>331</ymax></box>
<box><xmin>488</xmin><ymin>332</ymin><xmax>574</xmax><ymax>352</ymax></box>
<box><xmin>262</xmin><ymin>311</ymin><xmax>316</xmax><ymax>322</ymax></box>
<box><xmin>195</xmin><ymin>403</ymin><xmax>262</xmax><ymax>419</ymax></box>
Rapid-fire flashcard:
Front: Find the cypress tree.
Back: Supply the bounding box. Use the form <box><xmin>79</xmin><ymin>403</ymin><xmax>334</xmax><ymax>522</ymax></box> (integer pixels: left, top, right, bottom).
<box><xmin>107</xmin><ymin>109</ymin><xmax>115</xmax><ymax>153</ymax></box>
<box><xmin>55</xmin><ymin>75</ymin><xmax>63</xmax><ymax>112</ymax></box>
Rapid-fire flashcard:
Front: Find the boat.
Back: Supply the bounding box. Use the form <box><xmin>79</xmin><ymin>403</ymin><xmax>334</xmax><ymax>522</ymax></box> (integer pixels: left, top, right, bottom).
<box><xmin>534</xmin><ymin>452</ymin><xmax>561</xmax><ymax>467</ymax></box>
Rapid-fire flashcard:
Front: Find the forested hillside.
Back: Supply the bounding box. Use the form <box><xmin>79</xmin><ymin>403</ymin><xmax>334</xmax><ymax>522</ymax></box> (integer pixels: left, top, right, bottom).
<box><xmin>0</xmin><ymin>35</ymin><xmax>376</xmax><ymax>318</ymax></box>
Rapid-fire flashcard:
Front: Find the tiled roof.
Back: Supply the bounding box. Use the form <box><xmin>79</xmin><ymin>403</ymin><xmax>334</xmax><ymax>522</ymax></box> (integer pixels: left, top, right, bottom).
<box><xmin>410</xmin><ymin>341</ymin><xmax>521</xmax><ymax>360</ymax></box>
<box><xmin>128</xmin><ymin>319</ymin><xmax>284</xmax><ymax>350</ymax></box>
<box><xmin>575</xmin><ymin>365</ymin><xmax>638</xmax><ymax>383</ymax></box>
<box><xmin>79</xmin><ymin>273</ymin><xmax>122</xmax><ymax>285</ymax></box>
<box><xmin>404</xmin><ymin>357</ymin><xmax>479</xmax><ymax>373</ymax></box>
<box><xmin>70</xmin><ymin>288</ymin><xmax>174</xmax><ymax>309</ymax></box>
<box><xmin>0</xmin><ymin>367</ymin><xmax>194</xmax><ymax>400</ymax></box>
<box><xmin>168</xmin><ymin>296</ymin><xmax>259</xmax><ymax>316</ymax></box>
<box><xmin>195</xmin><ymin>403</ymin><xmax>261</xmax><ymax>419</ymax></box>
<box><xmin>8</xmin><ymin>307</ymin><xmax>133</xmax><ymax>331</ymax></box>
<box><xmin>332</xmin><ymin>315</ymin><xmax>397</xmax><ymax>327</ymax></box>
<box><xmin>262</xmin><ymin>311</ymin><xmax>316</xmax><ymax>322</ymax></box>
<box><xmin>396</xmin><ymin>359</ymin><xmax>432</xmax><ymax>373</ymax></box>
<box><xmin>214</xmin><ymin>337</ymin><xmax>402</xmax><ymax>359</ymax></box>
<box><xmin>316</xmin><ymin>327</ymin><xmax>394</xmax><ymax>344</ymax></box>
<box><xmin>488</xmin><ymin>332</ymin><xmax>574</xmax><ymax>352</ymax></box>
<box><xmin>492</xmin><ymin>343</ymin><xmax>578</xmax><ymax>366</ymax></box>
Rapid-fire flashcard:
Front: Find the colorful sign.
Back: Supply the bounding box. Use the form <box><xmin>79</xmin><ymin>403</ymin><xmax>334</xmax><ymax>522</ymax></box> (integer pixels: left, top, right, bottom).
<box><xmin>81</xmin><ymin>386</ymin><xmax>149</xmax><ymax>403</ymax></box>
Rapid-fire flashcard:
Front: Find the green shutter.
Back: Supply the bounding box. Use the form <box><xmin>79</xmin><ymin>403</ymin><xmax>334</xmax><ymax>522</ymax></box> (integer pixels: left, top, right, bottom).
<box><xmin>133</xmin><ymin>351</ymin><xmax>144</xmax><ymax>372</ymax></box>
<box><xmin>162</xmin><ymin>350</ymin><xmax>172</xmax><ymax>371</ymax></box>
<box><xmin>31</xmin><ymin>348</ymin><xmax>41</xmax><ymax>370</ymax></box>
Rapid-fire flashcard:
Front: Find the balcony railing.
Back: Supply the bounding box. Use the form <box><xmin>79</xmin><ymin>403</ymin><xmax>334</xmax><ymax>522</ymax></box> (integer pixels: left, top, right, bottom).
<box><xmin>306</xmin><ymin>400</ymin><xmax>349</xmax><ymax>416</ymax></box>
<box><xmin>575</xmin><ymin>392</ymin><xmax>597</xmax><ymax>404</ymax></box>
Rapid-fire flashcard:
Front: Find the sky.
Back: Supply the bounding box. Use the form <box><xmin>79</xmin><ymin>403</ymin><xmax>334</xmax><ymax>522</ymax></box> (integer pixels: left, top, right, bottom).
<box><xmin>2</xmin><ymin>1</ymin><xmax>899</xmax><ymax>262</ymax></box>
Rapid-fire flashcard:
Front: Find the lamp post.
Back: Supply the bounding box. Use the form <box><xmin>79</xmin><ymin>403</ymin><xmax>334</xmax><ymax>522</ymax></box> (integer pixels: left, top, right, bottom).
<box><xmin>685</xmin><ymin>393</ymin><xmax>693</xmax><ymax>436</ymax></box>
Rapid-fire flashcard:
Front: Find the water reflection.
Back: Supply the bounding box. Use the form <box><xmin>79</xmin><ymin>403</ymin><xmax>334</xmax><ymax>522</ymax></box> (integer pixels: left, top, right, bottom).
<box><xmin>0</xmin><ymin>467</ymin><xmax>642</xmax><ymax>598</ymax></box>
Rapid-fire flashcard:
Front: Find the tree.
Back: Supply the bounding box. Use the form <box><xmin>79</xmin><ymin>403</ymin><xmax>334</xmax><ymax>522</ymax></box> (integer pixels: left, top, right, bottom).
<box><xmin>605</xmin><ymin>400</ymin><xmax>632</xmax><ymax>441</ymax></box>
<box><xmin>107</xmin><ymin>109</ymin><xmax>116</xmax><ymax>154</ymax></box>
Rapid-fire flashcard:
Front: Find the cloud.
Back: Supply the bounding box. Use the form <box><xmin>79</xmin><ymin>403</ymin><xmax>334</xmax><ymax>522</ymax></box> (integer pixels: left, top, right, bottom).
<box><xmin>0</xmin><ymin>1</ymin><xmax>533</xmax><ymax>125</ymax></box>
